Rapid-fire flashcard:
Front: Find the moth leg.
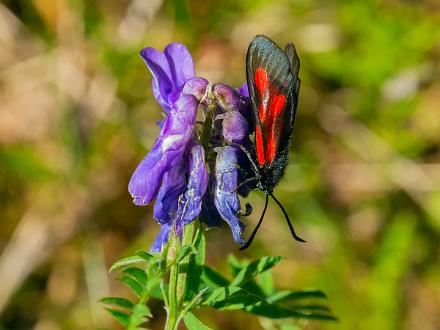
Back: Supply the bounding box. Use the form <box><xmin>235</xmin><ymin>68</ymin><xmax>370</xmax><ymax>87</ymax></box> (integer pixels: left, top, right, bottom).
<box><xmin>238</xmin><ymin>202</ymin><xmax>253</xmax><ymax>216</ymax></box>
<box><xmin>235</xmin><ymin>177</ymin><xmax>260</xmax><ymax>192</ymax></box>
<box><xmin>228</xmin><ymin>141</ymin><xmax>261</xmax><ymax>178</ymax></box>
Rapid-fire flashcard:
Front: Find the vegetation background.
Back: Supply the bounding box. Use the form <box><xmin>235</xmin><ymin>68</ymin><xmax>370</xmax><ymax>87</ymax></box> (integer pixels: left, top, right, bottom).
<box><xmin>1</xmin><ymin>0</ymin><xmax>439</xmax><ymax>329</ymax></box>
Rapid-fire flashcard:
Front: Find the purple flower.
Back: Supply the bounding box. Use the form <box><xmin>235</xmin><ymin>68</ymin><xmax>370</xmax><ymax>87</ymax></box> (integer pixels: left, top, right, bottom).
<box><xmin>141</xmin><ymin>43</ymin><xmax>195</xmax><ymax>113</ymax></box>
<box><xmin>183</xmin><ymin>77</ymin><xmax>209</xmax><ymax>101</ymax></box>
<box><xmin>214</xmin><ymin>83</ymin><xmax>252</xmax><ymax>142</ymax></box>
<box><xmin>176</xmin><ymin>142</ymin><xmax>209</xmax><ymax>224</ymax></box>
<box><xmin>151</xmin><ymin>224</ymin><xmax>171</xmax><ymax>253</ymax></box>
<box><xmin>214</xmin><ymin>83</ymin><xmax>248</xmax><ymax>113</ymax></box>
<box><xmin>128</xmin><ymin>95</ymin><xmax>199</xmax><ymax>206</ymax></box>
<box><xmin>148</xmin><ymin>141</ymin><xmax>208</xmax><ymax>252</ymax></box>
<box><xmin>214</xmin><ymin>146</ymin><xmax>245</xmax><ymax>244</ymax></box>
<box><xmin>130</xmin><ymin>43</ymin><xmax>213</xmax><ymax>251</ymax></box>
<box><xmin>130</xmin><ymin>42</ymin><xmax>256</xmax><ymax>250</ymax></box>
<box><xmin>238</xmin><ymin>82</ymin><xmax>249</xmax><ymax>99</ymax></box>
<box><xmin>217</xmin><ymin>111</ymin><xmax>249</xmax><ymax>143</ymax></box>
<box><xmin>150</xmin><ymin>222</ymin><xmax>183</xmax><ymax>253</ymax></box>
<box><xmin>153</xmin><ymin>160</ymin><xmax>187</xmax><ymax>224</ymax></box>
<box><xmin>199</xmin><ymin>178</ymin><xmax>223</xmax><ymax>228</ymax></box>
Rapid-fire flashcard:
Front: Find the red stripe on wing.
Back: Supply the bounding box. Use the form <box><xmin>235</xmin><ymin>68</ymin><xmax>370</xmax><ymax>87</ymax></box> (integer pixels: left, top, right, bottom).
<box><xmin>253</xmin><ymin>67</ymin><xmax>288</xmax><ymax>166</ymax></box>
<box><xmin>255</xmin><ymin>68</ymin><xmax>268</xmax><ymax>122</ymax></box>
<box><xmin>255</xmin><ymin>68</ymin><xmax>268</xmax><ymax>97</ymax></box>
<box><xmin>255</xmin><ymin>126</ymin><xmax>265</xmax><ymax>165</ymax></box>
<box><xmin>254</xmin><ymin>68</ymin><xmax>269</xmax><ymax>166</ymax></box>
<box><xmin>267</xmin><ymin>94</ymin><xmax>286</xmax><ymax>162</ymax></box>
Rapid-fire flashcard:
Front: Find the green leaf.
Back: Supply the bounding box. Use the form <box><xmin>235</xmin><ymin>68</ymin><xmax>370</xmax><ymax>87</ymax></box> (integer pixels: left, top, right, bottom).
<box><xmin>109</xmin><ymin>255</ymin><xmax>147</xmax><ymax>272</ymax></box>
<box><xmin>240</xmin><ymin>269</ymin><xmax>276</xmax><ymax>298</ymax></box>
<box><xmin>149</xmin><ymin>280</ymin><xmax>166</xmax><ymax>300</ymax></box>
<box><xmin>123</xmin><ymin>267</ymin><xmax>148</xmax><ymax>286</ymax></box>
<box><xmin>281</xmin><ymin>324</ymin><xmax>302</xmax><ymax>330</ymax></box>
<box><xmin>128</xmin><ymin>304</ymin><xmax>151</xmax><ymax>328</ymax></box>
<box><xmin>185</xmin><ymin>226</ymin><xmax>206</xmax><ymax>301</ymax></box>
<box><xmin>100</xmin><ymin>296</ymin><xmax>134</xmax><ymax>310</ymax></box>
<box><xmin>176</xmin><ymin>245</ymin><xmax>196</xmax><ymax>263</ymax></box>
<box><xmin>201</xmin><ymin>266</ymin><xmax>230</xmax><ymax>290</ymax></box>
<box><xmin>159</xmin><ymin>241</ymin><xmax>171</xmax><ymax>273</ymax></box>
<box><xmin>204</xmin><ymin>287</ymin><xmax>336</xmax><ymax>321</ymax></box>
<box><xmin>193</xmin><ymin>226</ymin><xmax>205</xmax><ymax>266</ymax></box>
<box><xmin>241</xmin><ymin>281</ymin><xmax>267</xmax><ymax>299</ymax></box>
<box><xmin>267</xmin><ymin>290</ymin><xmax>327</xmax><ymax>304</ymax></box>
<box><xmin>135</xmin><ymin>251</ymin><xmax>153</xmax><ymax>261</ymax></box>
<box><xmin>258</xmin><ymin>270</ymin><xmax>276</xmax><ymax>296</ymax></box>
<box><xmin>134</xmin><ymin>303</ymin><xmax>151</xmax><ymax>317</ymax></box>
<box><xmin>183</xmin><ymin>312</ymin><xmax>213</xmax><ymax>330</ymax></box>
<box><xmin>288</xmin><ymin>304</ymin><xmax>331</xmax><ymax>312</ymax></box>
<box><xmin>120</xmin><ymin>276</ymin><xmax>143</xmax><ymax>297</ymax></box>
<box><xmin>203</xmin><ymin>286</ymin><xmax>262</xmax><ymax>310</ymax></box>
<box><xmin>105</xmin><ymin>308</ymin><xmax>129</xmax><ymax>327</ymax></box>
<box><xmin>227</xmin><ymin>254</ymin><xmax>246</xmax><ymax>276</ymax></box>
<box><xmin>230</xmin><ymin>256</ymin><xmax>283</xmax><ymax>287</ymax></box>
<box><xmin>244</xmin><ymin>302</ymin><xmax>337</xmax><ymax>321</ymax></box>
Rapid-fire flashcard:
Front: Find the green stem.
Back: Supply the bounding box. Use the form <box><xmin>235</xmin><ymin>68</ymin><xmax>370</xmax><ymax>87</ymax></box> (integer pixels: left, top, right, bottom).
<box><xmin>160</xmin><ymin>279</ymin><xmax>169</xmax><ymax>308</ymax></box>
<box><xmin>176</xmin><ymin>221</ymin><xmax>194</xmax><ymax>306</ymax></box>
<box><xmin>165</xmin><ymin>238</ymin><xmax>180</xmax><ymax>330</ymax></box>
<box><xmin>177</xmin><ymin>287</ymin><xmax>207</xmax><ymax>325</ymax></box>
<box><xmin>164</xmin><ymin>222</ymin><xmax>196</xmax><ymax>330</ymax></box>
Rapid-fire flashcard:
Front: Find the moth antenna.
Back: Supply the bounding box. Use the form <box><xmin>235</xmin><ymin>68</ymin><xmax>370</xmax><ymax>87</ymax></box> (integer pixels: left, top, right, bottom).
<box><xmin>239</xmin><ymin>194</ymin><xmax>269</xmax><ymax>251</ymax></box>
<box><xmin>269</xmin><ymin>193</ymin><xmax>306</xmax><ymax>243</ymax></box>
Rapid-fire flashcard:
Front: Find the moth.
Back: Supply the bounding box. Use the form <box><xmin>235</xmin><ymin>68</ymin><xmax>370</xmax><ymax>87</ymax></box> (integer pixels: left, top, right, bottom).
<box><xmin>240</xmin><ymin>35</ymin><xmax>305</xmax><ymax>250</ymax></box>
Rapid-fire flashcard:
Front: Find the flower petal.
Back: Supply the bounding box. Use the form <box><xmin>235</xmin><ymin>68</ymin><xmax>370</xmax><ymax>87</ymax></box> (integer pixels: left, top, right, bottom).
<box><xmin>150</xmin><ymin>222</ymin><xmax>184</xmax><ymax>252</ymax></box>
<box><xmin>141</xmin><ymin>43</ymin><xmax>195</xmax><ymax>112</ymax></box>
<box><xmin>238</xmin><ymin>82</ymin><xmax>249</xmax><ymax>98</ymax></box>
<box><xmin>199</xmin><ymin>178</ymin><xmax>223</xmax><ymax>228</ymax></box>
<box><xmin>164</xmin><ymin>43</ymin><xmax>195</xmax><ymax>90</ymax></box>
<box><xmin>213</xmin><ymin>146</ymin><xmax>245</xmax><ymax>244</ymax></box>
<box><xmin>128</xmin><ymin>95</ymin><xmax>198</xmax><ymax>205</ymax></box>
<box><xmin>214</xmin><ymin>83</ymin><xmax>252</xmax><ymax>141</ymax></box>
<box><xmin>141</xmin><ymin>47</ymin><xmax>174</xmax><ymax>112</ymax></box>
<box><xmin>176</xmin><ymin>142</ymin><xmax>209</xmax><ymax>224</ymax></box>
<box><xmin>150</xmin><ymin>224</ymin><xmax>171</xmax><ymax>252</ymax></box>
<box><xmin>153</xmin><ymin>160</ymin><xmax>187</xmax><ymax>224</ymax></box>
<box><xmin>217</xmin><ymin>110</ymin><xmax>249</xmax><ymax>143</ymax></box>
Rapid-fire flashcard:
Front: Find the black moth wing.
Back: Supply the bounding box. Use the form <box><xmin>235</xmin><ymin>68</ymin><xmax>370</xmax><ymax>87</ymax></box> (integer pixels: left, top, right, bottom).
<box><xmin>282</xmin><ymin>42</ymin><xmax>301</xmax><ymax>151</ymax></box>
<box><xmin>246</xmin><ymin>35</ymin><xmax>301</xmax><ymax>190</ymax></box>
<box><xmin>284</xmin><ymin>42</ymin><xmax>301</xmax><ymax>96</ymax></box>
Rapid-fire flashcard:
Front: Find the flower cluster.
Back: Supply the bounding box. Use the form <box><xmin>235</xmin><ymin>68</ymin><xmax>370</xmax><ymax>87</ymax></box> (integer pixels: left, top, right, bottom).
<box><xmin>129</xmin><ymin>43</ymin><xmax>254</xmax><ymax>251</ymax></box>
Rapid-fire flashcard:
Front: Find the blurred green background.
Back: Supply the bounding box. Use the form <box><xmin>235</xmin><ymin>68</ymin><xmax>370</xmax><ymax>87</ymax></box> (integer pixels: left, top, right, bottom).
<box><xmin>1</xmin><ymin>0</ymin><xmax>440</xmax><ymax>329</ymax></box>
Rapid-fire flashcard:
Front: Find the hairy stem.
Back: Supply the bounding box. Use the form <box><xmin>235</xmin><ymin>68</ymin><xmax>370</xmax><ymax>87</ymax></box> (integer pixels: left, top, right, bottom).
<box><xmin>164</xmin><ymin>222</ymin><xmax>196</xmax><ymax>330</ymax></box>
<box><xmin>176</xmin><ymin>221</ymin><xmax>195</xmax><ymax>306</ymax></box>
<box><xmin>164</xmin><ymin>235</ymin><xmax>179</xmax><ymax>330</ymax></box>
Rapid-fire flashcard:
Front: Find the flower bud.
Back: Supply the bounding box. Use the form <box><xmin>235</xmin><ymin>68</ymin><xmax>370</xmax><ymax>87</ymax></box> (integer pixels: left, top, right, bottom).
<box><xmin>213</xmin><ymin>83</ymin><xmax>247</xmax><ymax>112</ymax></box>
<box><xmin>217</xmin><ymin>111</ymin><xmax>249</xmax><ymax>143</ymax></box>
<box><xmin>183</xmin><ymin>77</ymin><xmax>209</xmax><ymax>101</ymax></box>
